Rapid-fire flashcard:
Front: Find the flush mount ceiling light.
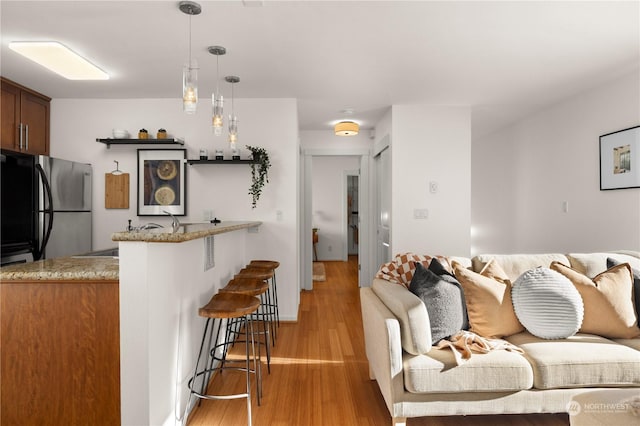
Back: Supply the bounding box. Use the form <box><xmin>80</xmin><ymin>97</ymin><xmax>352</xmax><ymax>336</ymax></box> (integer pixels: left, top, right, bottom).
<box><xmin>208</xmin><ymin>46</ymin><xmax>226</xmax><ymax>136</ymax></box>
<box><xmin>179</xmin><ymin>1</ymin><xmax>202</xmax><ymax>114</ymax></box>
<box><xmin>8</xmin><ymin>41</ymin><xmax>108</xmax><ymax>80</ymax></box>
<box><xmin>334</xmin><ymin>121</ymin><xmax>359</xmax><ymax>136</ymax></box>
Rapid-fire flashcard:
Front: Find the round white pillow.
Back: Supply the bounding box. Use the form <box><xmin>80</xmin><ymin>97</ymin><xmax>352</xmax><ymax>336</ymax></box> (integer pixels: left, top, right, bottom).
<box><xmin>512</xmin><ymin>267</ymin><xmax>584</xmax><ymax>339</ymax></box>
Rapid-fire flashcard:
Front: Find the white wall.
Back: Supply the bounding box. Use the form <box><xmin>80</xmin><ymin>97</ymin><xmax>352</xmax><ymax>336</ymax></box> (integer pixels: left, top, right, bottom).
<box><xmin>301</xmin><ymin>129</ymin><xmax>373</xmax><ymax>150</ymax></box>
<box><xmin>390</xmin><ymin>105</ymin><xmax>472</xmax><ymax>257</ymax></box>
<box><xmin>472</xmin><ymin>70</ymin><xmax>640</xmax><ymax>254</ymax></box>
<box><xmin>50</xmin><ymin>97</ymin><xmax>301</xmax><ymax>320</ymax></box>
<box><xmin>311</xmin><ymin>156</ymin><xmax>360</xmax><ymax>261</ymax></box>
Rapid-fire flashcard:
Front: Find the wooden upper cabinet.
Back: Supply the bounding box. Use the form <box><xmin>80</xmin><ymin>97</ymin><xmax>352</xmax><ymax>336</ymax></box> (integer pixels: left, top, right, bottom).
<box><xmin>1</xmin><ymin>77</ymin><xmax>50</xmax><ymax>156</ymax></box>
<box><xmin>1</xmin><ymin>81</ymin><xmax>20</xmax><ymax>151</ymax></box>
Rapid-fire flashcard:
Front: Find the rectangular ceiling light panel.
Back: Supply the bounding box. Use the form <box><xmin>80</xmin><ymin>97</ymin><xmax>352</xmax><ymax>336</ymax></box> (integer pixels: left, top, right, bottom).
<box><xmin>9</xmin><ymin>41</ymin><xmax>109</xmax><ymax>80</ymax></box>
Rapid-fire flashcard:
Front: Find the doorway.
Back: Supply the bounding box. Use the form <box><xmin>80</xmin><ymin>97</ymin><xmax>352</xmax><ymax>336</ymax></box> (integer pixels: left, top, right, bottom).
<box><xmin>301</xmin><ymin>148</ymin><xmax>372</xmax><ymax>291</ymax></box>
<box><xmin>346</xmin><ymin>172</ymin><xmax>359</xmax><ymax>258</ymax></box>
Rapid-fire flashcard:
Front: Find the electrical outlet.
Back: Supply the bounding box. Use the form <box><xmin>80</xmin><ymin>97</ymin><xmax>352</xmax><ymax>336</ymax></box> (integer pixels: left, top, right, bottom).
<box><xmin>429</xmin><ymin>181</ymin><xmax>438</xmax><ymax>194</ymax></box>
<box><xmin>328</xmin><ymin>245</ymin><xmax>332</xmax><ymax>252</ymax></box>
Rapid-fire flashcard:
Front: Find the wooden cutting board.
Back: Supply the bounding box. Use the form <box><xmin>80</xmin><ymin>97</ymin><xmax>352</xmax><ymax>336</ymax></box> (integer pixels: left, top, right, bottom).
<box><xmin>105</xmin><ymin>173</ymin><xmax>130</xmax><ymax>209</ymax></box>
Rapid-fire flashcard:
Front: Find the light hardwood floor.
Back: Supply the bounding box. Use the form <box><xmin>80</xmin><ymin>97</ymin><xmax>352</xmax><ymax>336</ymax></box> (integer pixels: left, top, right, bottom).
<box><xmin>186</xmin><ymin>257</ymin><xmax>570</xmax><ymax>426</ymax></box>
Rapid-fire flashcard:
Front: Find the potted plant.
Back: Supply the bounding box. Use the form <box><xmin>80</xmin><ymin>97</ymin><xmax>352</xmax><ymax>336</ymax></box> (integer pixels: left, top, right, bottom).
<box><xmin>246</xmin><ymin>145</ymin><xmax>271</xmax><ymax>208</ymax></box>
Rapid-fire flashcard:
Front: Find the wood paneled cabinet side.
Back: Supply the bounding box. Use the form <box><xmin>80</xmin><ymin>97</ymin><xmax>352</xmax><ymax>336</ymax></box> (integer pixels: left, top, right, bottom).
<box><xmin>1</xmin><ymin>77</ymin><xmax>50</xmax><ymax>156</ymax></box>
<box><xmin>0</xmin><ymin>280</ymin><xmax>120</xmax><ymax>426</ymax></box>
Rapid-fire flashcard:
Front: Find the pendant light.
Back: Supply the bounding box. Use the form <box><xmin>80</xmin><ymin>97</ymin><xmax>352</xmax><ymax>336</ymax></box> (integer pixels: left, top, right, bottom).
<box><xmin>208</xmin><ymin>46</ymin><xmax>226</xmax><ymax>135</ymax></box>
<box><xmin>225</xmin><ymin>75</ymin><xmax>240</xmax><ymax>150</ymax></box>
<box><xmin>179</xmin><ymin>1</ymin><xmax>201</xmax><ymax>114</ymax></box>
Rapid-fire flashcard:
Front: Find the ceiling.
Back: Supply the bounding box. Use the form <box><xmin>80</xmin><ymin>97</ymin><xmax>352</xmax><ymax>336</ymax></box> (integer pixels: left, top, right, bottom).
<box><xmin>1</xmin><ymin>1</ymin><xmax>638</xmax><ymax>137</ymax></box>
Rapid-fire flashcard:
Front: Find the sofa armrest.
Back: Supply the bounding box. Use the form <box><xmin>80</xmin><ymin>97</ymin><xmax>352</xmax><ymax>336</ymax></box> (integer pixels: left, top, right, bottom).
<box><xmin>360</xmin><ymin>287</ymin><xmax>405</xmax><ymax>413</ymax></box>
<box><xmin>371</xmin><ymin>278</ymin><xmax>432</xmax><ymax>354</ymax></box>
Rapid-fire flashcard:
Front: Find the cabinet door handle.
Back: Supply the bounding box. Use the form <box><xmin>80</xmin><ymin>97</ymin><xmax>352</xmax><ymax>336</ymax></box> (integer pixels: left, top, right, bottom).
<box><xmin>18</xmin><ymin>123</ymin><xmax>23</xmax><ymax>149</ymax></box>
<box><xmin>25</xmin><ymin>124</ymin><xmax>29</xmax><ymax>151</ymax></box>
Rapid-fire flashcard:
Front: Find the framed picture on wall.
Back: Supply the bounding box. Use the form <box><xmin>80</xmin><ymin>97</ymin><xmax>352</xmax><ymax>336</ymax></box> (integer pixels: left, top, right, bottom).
<box><xmin>599</xmin><ymin>125</ymin><xmax>640</xmax><ymax>190</ymax></box>
<box><xmin>137</xmin><ymin>149</ymin><xmax>187</xmax><ymax>215</ymax></box>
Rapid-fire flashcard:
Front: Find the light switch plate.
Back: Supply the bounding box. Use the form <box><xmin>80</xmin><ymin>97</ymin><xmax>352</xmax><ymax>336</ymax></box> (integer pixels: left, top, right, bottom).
<box><xmin>413</xmin><ymin>208</ymin><xmax>429</xmax><ymax>219</ymax></box>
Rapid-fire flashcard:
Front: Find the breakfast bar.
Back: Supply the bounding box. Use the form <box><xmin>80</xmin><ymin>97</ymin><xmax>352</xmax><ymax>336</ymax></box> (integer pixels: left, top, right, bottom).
<box><xmin>114</xmin><ymin>221</ymin><xmax>261</xmax><ymax>426</ymax></box>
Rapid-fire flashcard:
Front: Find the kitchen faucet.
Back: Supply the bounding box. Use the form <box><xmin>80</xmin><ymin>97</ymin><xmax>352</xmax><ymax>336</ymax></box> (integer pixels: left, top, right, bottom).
<box><xmin>163</xmin><ymin>210</ymin><xmax>181</xmax><ymax>233</ymax></box>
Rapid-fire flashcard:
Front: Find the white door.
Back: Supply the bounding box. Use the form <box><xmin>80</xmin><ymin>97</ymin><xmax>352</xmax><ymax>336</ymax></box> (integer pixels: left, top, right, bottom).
<box><xmin>375</xmin><ymin>147</ymin><xmax>391</xmax><ymax>268</ymax></box>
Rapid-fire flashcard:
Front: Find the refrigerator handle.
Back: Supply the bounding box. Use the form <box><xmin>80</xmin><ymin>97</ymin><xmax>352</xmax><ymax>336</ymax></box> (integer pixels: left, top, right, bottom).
<box><xmin>34</xmin><ymin>163</ymin><xmax>54</xmax><ymax>260</ymax></box>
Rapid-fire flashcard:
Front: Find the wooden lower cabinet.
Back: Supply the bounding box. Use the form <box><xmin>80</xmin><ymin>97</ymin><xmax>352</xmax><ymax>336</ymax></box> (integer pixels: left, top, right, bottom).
<box><xmin>1</xmin><ymin>280</ymin><xmax>120</xmax><ymax>426</ymax></box>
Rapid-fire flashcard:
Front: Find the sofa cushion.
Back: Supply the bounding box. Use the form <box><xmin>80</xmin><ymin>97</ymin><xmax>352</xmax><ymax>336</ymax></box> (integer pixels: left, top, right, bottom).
<box><xmin>608</xmin><ymin>257</ymin><xmax>640</xmax><ymax>323</ymax></box>
<box><xmin>511</xmin><ymin>267</ymin><xmax>584</xmax><ymax>339</ymax></box>
<box><xmin>567</xmin><ymin>252</ymin><xmax>640</xmax><ymax>278</ymax></box>
<box><xmin>372</xmin><ymin>278</ymin><xmax>432</xmax><ymax>355</ymax></box>
<box><xmin>403</xmin><ymin>347</ymin><xmax>533</xmax><ymax>393</ymax></box>
<box><xmin>409</xmin><ymin>262</ymin><xmax>467</xmax><ymax>343</ymax></box>
<box><xmin>550</xmin><ymin>262</ymin><xmax>640</xmax><ymax>339</ymax></box>
<box><xmin>506</xmin><ymin>332</ymin><xmax>640</xmax><ymax>389</ymax></box>
<box><xmin>453</xmin><ymin>260</ymin><xmax>524</xmax><ymax>339</ymax></box>
<box><xmin>471</xmin><ymin>253</ymin><xmax>570</xmax><ymax>282</ymax></box>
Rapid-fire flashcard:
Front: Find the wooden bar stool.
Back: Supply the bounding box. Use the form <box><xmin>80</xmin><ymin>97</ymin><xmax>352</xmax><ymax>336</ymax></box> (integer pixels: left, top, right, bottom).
<box><xmin>235</xmin><ymin>268</ymin><xmax>277</xmax><ymax>345</ymax></box>
<box><xmin>220</xmin><ymin>277</ymin><xmax>272</xmax><ymax>375</ymax></box>
<box><xmin>185</xmin><ymin>292</ymin><xmax>260</xmax><ymax>426</ymax></box>
<box><xmin>248</xmin><ymin>260</ymin><xmax>280</xmax><ymax>328</ymax></box>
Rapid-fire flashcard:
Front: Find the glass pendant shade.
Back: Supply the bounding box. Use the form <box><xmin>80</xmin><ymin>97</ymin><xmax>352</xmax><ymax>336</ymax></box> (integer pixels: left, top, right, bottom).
<box><xmin>183</xmin><ymin>61</ymin><xmax>198</xmax><ymax>114</ymax></box>
<box><xmin>179</xmin><ymin>1</ymin><xmax>201</xmax><ymax>114</ymax></box>
<box><xmin>212</xmin><ymin>95</ymin><xmax>224</xmax><ymax>135</ymax></box>
<box><xmin>228</xmin><ymin>115</ymin><xmax>238</xmax><ymax>149</ymax></box>
<box><xmin>208</xmin><ymin>46</ymin><xmax>227</xmax><ymax>135</ymax></box>
<box><xmin>225</xmin><ymin>75</ymin><xmax>240</xmax><ymax>149</ymax></box>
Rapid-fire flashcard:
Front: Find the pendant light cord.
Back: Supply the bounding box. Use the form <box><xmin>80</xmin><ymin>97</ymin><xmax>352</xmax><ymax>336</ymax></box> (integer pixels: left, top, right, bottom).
<box><xmin>188</xmin><ymin>15</ymin><xmax>192</xmax><ymax>68</ymax></box>
<box><xmin>216</xmin><ymin>55</ymin><xmax>220</xmax><ymax>96</ymax></box>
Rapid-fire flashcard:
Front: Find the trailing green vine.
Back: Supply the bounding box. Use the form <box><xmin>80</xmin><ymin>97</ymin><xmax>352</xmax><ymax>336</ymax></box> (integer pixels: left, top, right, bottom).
<box><xmin>246</xmin><ymin>145</ymin><xmax>271</xmax><ymax>208</ymax></box>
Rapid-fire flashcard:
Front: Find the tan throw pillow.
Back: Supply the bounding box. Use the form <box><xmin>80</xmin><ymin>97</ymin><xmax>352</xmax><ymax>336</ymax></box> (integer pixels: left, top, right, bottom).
<box><xmin>550</xmin><ymin>261</ymin><xmax>640</xmax><ymax>339</ymax></box>
<box><xmin>453</xmin><ymin>259</ymin><xmax>524</xmax><ymax>338</ymax></box>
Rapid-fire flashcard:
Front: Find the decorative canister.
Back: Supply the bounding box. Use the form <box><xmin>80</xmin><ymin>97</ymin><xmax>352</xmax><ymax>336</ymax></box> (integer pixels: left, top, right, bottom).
<box><xmin>157</xmin><ymin>129</ymin><xmax>167</xmax><ymax>139</ymax></box>
<box><xmin>138</xmin><ymin>128</ymin><xmax>148</xmax><ymax>139</ymax></box>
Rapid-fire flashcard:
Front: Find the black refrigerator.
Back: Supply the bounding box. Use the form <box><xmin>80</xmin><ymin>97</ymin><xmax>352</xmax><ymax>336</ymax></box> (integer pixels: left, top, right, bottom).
<box><xmin>1</xmin><ymin>150</ymin><xmax>92</xmax><ymax>265</ymax></box>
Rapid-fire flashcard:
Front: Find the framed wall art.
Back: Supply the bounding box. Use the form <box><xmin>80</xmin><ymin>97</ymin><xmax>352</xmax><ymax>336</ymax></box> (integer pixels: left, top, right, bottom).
<box><xmin>599</xmin><ymin>125</ymin><xmax>640</xmax><ymax>190</ymax></box>
<box><xmin>137</xmin><ymin>149</ymin><xmax>187</xmax><ymax>215</ymax></box>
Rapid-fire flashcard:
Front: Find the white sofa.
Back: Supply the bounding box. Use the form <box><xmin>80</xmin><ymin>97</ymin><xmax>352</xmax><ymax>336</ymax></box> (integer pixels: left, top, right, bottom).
<box><xmin>360</xmin><ymin>252</ymin><xmax>640</xmax><ymax>426</ymax></box>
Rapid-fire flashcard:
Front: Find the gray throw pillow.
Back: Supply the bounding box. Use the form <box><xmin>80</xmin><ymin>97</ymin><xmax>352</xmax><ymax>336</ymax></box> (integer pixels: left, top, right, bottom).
<box><xmin>428</xmin><ymin>258</ymin><xmax>469</xmax><ymax>331</ymax></box>
<box><xmin>607</xmin><ymin>257</ymin><xmax>640</xmax><ymax>322</ymax></box>
<box><xmin>409</xmin><ymin>262</ymin><xmax>467</xmax><ymax>343</ymax></box>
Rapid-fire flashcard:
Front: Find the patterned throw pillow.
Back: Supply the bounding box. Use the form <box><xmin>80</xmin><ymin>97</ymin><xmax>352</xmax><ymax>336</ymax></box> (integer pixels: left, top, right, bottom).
<box><xmin>376</xmin><ymin>252</ymin><xmax>451</xmax><ymax>287</ymax></box>
<box><xmin>511</xmin><ymin>267</ymin><xmax>584</xmax><ymax>339</ymax></box>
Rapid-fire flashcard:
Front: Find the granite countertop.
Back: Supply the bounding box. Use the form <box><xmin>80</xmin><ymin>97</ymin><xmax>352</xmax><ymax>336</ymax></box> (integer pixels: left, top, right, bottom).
<box><xmin>0</xmin><ymin>222</ymin><xmax>261</xmax><ymax>281</ymax></box>
<box><xmin>112</xmin><ymin>220</ymin><xmax>262</xmax><ymax>243</ymax></box>
<box><xmin>0</xmin><ymin>256</ymin><xmax>119</xmax><ymax>281</ymax></box>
